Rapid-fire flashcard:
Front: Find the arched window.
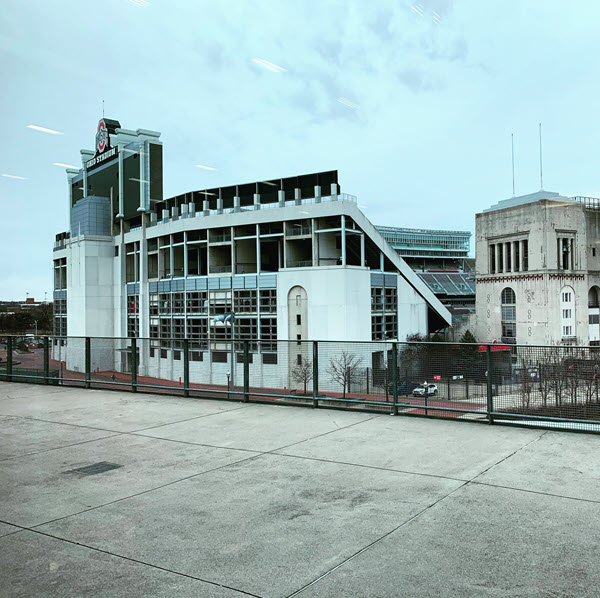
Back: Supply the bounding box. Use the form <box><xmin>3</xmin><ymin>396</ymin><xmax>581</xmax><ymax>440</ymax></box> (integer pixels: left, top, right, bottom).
<box><xmin>589</xmin><ymin>286</ymin><xmax>600</xmax><ymax>308</ymax></box>
<box><xmin>501</xmin><ymin>287</ymin><xmax>516</xmax><ymax>341</ymax></box>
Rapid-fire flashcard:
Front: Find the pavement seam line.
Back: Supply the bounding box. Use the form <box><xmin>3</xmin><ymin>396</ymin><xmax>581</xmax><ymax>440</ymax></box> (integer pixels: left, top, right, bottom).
<box><xmin>286</xmin><ymin>478</ymin><xmax>471</xmax><ymax>598</ymax></box>
<box><xmin>127</xmin><ymin>433</ymin><xmax>262</xmax><ymax>454</ymax></box>
<box><xmin>24</xmin><ymin>417</ymin><xmax>378</xmax><ymax>529</ymax></box>
<box><xmin>269</xmin><ymin>451</ymin><xmax>468</xmax><ymax>483</ymax></box>
<box><xmin>0</xmin><ymin>521</ymin><xmax>263</xmax><ymax>598</ymax></box>
<box><xmin>0</xmin><ymin>413</ymin><xmax>124</xmax><ymax>434</ymax></box>
<box><xmin>28</xmin><ymin>451</ymin><xmax>265</xmax><ymax>529</ymax></box>
<box><xmin>470</xmin><ymin>480</ymin><xmax>600</xmax><ymax>504</ymax></box>
<box><xmin>286</xmin><ymin>431</ymin><xmax>551</xmax><ymax>597</ymax></box>
<box><xmin>469</xmin><ymin>430</ymin><xmax>549</xmax><ymax>483</ymax></box>
<box><xmin>0</xmin><ymin>432</ymin><xmax>125</xmax><ymax>463</ymax></box>
<box><xmin>127</xmin><ymin>404</ymin><xmax>252</xmax><ymax>433</ymax></box>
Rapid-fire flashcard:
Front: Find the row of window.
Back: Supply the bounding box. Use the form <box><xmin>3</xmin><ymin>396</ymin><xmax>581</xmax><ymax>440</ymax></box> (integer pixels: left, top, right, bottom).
<box><xmin>489</xmin><ymin>240</ymin><xmax>528</xmax><ymax>274</ymax></box>
<box><xmin>148</xmin><ymin>347</ymin><xmax>278</xmax><ymax>364</ymax></box>
<box><xmin>144</xmin><ymin>290</ymin><xmax>278</xmax><ymax>316</ymax></box>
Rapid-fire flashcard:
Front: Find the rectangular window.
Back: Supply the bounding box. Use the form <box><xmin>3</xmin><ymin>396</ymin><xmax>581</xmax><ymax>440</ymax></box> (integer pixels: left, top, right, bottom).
<box><xmin>563</xmin><ymin>326</ymin><xmax>573</xmax><ymax>337</ymax></box>
<box><xmin>522</xmin><ymin>240</ymin><xmax>528</xmax><ymax>271</ymax></box>
<box><xmin>589</xmin><ymin>314</ymin><xmax>599</xmax><ymax>325</ymax></box>
<box><xmin>160</xmin><ymin>349</ymin><xmax>168</xmax><ymax>359</ymax></box>
<box><xmin>234</xmin><ymin>290</ymin><xmax>257</xmax><ymax>313</ymax></box>
<box><xmin>190</xmin><ymin>351</ymin><xmax>203</xmax><ymax>362</ymax></box>
<box><xmin>260</xmin><ymin>318</ymin><xmax>277</xmax><ymax>352</ymax></box>
<box><xmin>262</xmin><ymin>353</ymin><xmax>278</xmax><ymax>365</ymax></box>
<box><xmin>173</xmin><ymin>350</ymin><xmax>181</xmax><ymax>361</ymax></box>
<box><xmin>149</xmin><ymin>294</ymin><xmax>159</xmax><ymax>316</ymax></box>
<box><xmin>172</xmin><ymin>293</ymin><xmax>185</xmax><ymax>314</ymax></box>
<box><xmin>506</xmin><ymin>243</ymin><xmax>511</xmax><ymax>272</ymax></box>
<box><xmin>514</xmin><ymin>242</ymin><xmax>520</xmax><ymax>272</ymax></box>
<box><xmin>212</xmin><ymin>351</ymin><xmax>228</xmax><ymax>363</ymax></box>
<box><xmin>563</xmin><ymin>309</ymin><xmax>572</xmax><ymax>319</ymax></box>
<box><xmin>259</xmin><ymin>289</ymin><xmax>277</xmax><ymax>313</ymax></box>
<box><xmin>502</xmin><ymin>306</ymin><xmax>516</xmax><ymax>321</ymax></box>
<box><xmin>187</xmin><ymin>318</ymin><xmax>208</xmax><ymax>349</ymax></box>
<box><xmin>186</xmin><ymin>291</ymin><xmax>208</xmax><ymax>314</ymax></box>
<box><xmin>371</xmin><ymin>287</ymin><xmax>383</xmax><ymax>311</ymax></box>
<box><xmin>236</xmin><ymin>352</ymin><xmax>253</xmax><ymax>363</ymax></box>
<box><xmin>384</xmin><ymin>287</ymin><xmax>397</xmax><ymax>311</ymax></box>
<box><xmin>497</xmin><ymin>244</ymin><xmax>503</xmax><ymax>273</ymax></box>
<box><xmin>297</xmin><ymin>354</ymin><xmax>302</xmax><ymax>365</ymax></box>
<box><xmin>150</xmin><ymin>347</ymin><xmax>155</xmax><ymax>358</ymax></box>
<box><xmin>296</xmin><ymin>314</ymin><xmax>301</xmax><ymax>325</ymax></box>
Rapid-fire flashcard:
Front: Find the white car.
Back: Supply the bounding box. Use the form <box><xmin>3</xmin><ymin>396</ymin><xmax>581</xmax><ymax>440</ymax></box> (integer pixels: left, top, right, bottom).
<box><xmin>413</xmin><ymin>383</ymin><xmax>438</xmax><ymax>397</ymax></box>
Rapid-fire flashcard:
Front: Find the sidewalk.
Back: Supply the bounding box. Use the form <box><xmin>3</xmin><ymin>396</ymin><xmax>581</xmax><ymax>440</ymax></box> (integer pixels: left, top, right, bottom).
<box><xmin>1</xmin><ymin>382</ymin><xmax>599</xmax><ymax>597</ymax></box>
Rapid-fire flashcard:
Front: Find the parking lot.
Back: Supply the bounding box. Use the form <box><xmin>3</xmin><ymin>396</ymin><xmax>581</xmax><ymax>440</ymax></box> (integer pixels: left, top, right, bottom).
<box><xmin>1</xmin><ymin>381</ymin><xmax>600</xmax><ymax>597</ymax></box>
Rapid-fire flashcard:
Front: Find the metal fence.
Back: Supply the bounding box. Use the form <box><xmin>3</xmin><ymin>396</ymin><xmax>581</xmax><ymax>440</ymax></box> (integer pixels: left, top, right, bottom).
<box><xmin>2</xmin><ymin>335</ymin><xmax>600</xmax><ymax>433</ymax></box>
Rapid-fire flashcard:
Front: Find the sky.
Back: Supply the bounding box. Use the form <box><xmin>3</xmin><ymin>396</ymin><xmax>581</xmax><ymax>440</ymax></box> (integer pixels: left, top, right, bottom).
<box><xmin>2</xmin><ymin>0</ymin><xmax>600</xmax><ymax>300</ymax></box>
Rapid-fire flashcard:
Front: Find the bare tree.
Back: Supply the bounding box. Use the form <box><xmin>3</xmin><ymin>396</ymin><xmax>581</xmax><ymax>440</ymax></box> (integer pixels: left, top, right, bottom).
<box><xmin>291</xmin><ymin>360</ymin><xmax>313</xmax><ymax>394</ymax></box>
<box><xmin>327</xmin><ymin>351</ymin><xmax>363</xmax><ymax>398</ymax></box>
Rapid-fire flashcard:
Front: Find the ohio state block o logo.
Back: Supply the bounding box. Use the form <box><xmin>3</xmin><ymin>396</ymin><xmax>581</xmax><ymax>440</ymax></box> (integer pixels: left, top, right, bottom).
<box><xmin>96</xmin><ymin>119</ymin><xmax>108</xmax><ymax>153</ymax></box>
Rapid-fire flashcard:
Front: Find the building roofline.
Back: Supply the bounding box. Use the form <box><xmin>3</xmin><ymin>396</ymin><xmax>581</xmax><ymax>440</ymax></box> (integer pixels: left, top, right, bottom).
<box><xmin>376</xmin><ymin>225</ymin><xmax>471</xmax><ymax>236</ymax></box>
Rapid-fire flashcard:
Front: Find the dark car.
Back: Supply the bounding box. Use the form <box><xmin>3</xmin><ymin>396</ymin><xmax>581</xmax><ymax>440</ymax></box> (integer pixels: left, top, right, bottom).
<box><xmin>388</xmin><ymin>381</ymin><xmax>420</xmax><ymax>396</ymax></box>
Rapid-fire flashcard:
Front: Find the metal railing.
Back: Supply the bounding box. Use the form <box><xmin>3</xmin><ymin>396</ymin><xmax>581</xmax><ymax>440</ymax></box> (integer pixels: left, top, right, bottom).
<box><xmin>2</xmin><ymin>336</ymin><xmax>600</xmax><ymax>433</ymax></box>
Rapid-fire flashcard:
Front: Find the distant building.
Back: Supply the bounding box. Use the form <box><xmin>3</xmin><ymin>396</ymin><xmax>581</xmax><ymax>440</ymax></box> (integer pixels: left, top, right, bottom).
<box><xmin>376</xmin><ymin>225</ymin><xmax>475</xmax><ymax>325</ymax></box>
<box><xmin>474</xmin><ymin>191</ymin><xmax>600</xmax><ymax>346</ymax></box>
<box><xmin>52</xmin><ymin>119</ymin><xmax>451</xmax><ymax>385</ymax></box>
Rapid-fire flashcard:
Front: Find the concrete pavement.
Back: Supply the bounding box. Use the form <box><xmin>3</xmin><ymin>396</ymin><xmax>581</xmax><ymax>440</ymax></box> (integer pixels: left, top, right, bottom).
<box><xmin>1</xmin><ymin>382</ymin><xmax>599</xmax><ymax>597</ymax></box>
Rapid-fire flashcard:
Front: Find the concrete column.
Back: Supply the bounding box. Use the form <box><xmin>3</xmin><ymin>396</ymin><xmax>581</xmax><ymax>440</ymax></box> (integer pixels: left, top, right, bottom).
<box><xmin>570</xmin><ymin>238</ymin><xmax>575</xmax><ymax>269</ymax></box>
<box><xmin>504</xmin><ymin>242</ymin><xmax>510</xmax><ymax>272</ymax></box>
<box><xmin>557</xmin><ymin>238</ymin><xmax>562</xmax><ymax>269</ymax></box>
<box><xmin>311</xmin><ymin>219</ymin><xmax>317</xmax><ymax>266</ymax></box>
<box><xmin>278</xmin><ymin>190</ymin><xmax>285</xmax><ymax>207</ymax></box>
<box><xmin>183</xmin><ymin>233</ymin><xmax>188</xmax><ymax>276</ymax></box>
<box><xmin>231</xmin><ymin>227</ymin><xmax>235</xmax><ymax>275</ymax></box>
<box><xmin>380</xmin><ymin>251</ymin><xmax>384</xmax><ymax>271</ymax></box>
<box><xmin>203</xmin><ymin>200</ymin><xmax>209</xmax><ymax>216</ymax></box>
<box><xmin>495</xmin><ymin>244</ymin><xmax>502</xmax><ymax>273</ymax></box>
<box><xmin>256</xmin><ymin>224</ymin><xmax>261</xmax><ymax>273</ymax></box>
<box><xmin>234</xmin><ymin>196</ymin><xmax>240</xmax><ymax>213</ymax></box>
<box><xmin>171</xmin><ymin>206</ymin><xmax>179</xmax><ymax>220</ymax></box>
<box><xmin>314</xmin><ymin>185</ymin><xmax>321</xmax><ymax>203</ymax></box>
<box><xmin>331</xmin><ymin>183</ymin><xmax>338</xmax><ymax>199</ymax></box>
<box><xmin>254</xmin><ymin>193</ymin><xmax>260</xmax><ymax>211</ymax></box>
<box><xmin>138</xmin><ymin>142</ymin><xmax>145</xmax><ymax>213</ymax></box>
<box><xmin>513</xmin><ymin>240</ymin><xmax>519</xmax><ymax>272</ymax></box>
<box><xmin>294</xmin><ymin>188</ymin><xmax>301</xmax><ymax>206</ymax></box>
<box><xmin>162</xmin><ymin>209</ymin><xmax>169</xmax><ymax>221</ymax></box>
<box><xmin>117</xmin><ymin>151</ymin><xmax>124</xmax><ymax>218</ymax></box>
<box><xmin>520</xmin><ymin>240</ymin><xmax>526</xmax><ymax>271</ymax></box>
<box><xmin>217</xmin><ymin>197</ymin><xmax>223</xmax><ymax>214</ymax></box>
<box><xmin>360</xmin><ymin>233</ymin><xmax>365</xmax><ymax>267</ymax></box>
<box><xmin>341</xmin><ymin>215</ymin><xmax>346</xmax><ymax>266</ymax></box>
<box><xmin>169</xmin><ymin>236</ymin><xmax>174</xmax><ymax>278</ymax></box>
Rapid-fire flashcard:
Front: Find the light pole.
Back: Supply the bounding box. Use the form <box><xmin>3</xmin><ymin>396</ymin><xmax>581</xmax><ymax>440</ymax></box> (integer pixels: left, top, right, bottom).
<box><xmin>212</xmin><ymin>311</ymin><xmax>236</xmax><ymax>398</ymax></box>
<box><xmin>228</xmin><ymin>311</ymin><xmax>236</xmax><ymax>397</ymax></box>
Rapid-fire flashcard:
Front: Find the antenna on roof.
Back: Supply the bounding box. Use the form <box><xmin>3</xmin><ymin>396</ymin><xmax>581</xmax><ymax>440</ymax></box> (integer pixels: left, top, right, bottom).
<box><xmin>102</xmin><ymin>99</ymin><xmax>105</xmax><ymax>118</ymax></box>
<box><xmin>539</xmin><ymin>122</ymin><xmax>544</xmax><ymax>190</ymax></box>
<box><xmin>511</xmin><ymin>133</ymin><xmax>515</xmax><ymax>197</ymax></box>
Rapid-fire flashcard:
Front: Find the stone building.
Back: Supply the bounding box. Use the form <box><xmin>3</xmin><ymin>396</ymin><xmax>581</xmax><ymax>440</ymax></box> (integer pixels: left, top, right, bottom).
<box><xmin>474</xmin><ymin>191</ymin><xmax>600</xmax><ymax>346</ymax></box>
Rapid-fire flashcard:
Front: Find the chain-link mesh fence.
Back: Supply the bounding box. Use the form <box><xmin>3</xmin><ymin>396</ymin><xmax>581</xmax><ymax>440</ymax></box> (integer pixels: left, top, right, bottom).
<box><xmin>3</xmin><ymin>336</ymin><xmax>600</xmax><ymax>432</ymax></box>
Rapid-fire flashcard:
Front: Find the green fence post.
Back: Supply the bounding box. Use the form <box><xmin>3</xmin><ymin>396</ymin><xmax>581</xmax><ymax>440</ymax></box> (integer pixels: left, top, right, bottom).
<box><xmin>392</xmin><ymin>343</ymin><xmax>398</xmax><ymax>416</ymax></box>
<box><xmin>312</xmin><ymin>341</ymin><xmax>319</xmax><ymax>408</ymax></box>
<box><xmin>6</xmin><ymin>336</ymin><xmax>13</xmax><ymax>382</ymax></box>
<box><xmin>182</xmin><ymin>338</ymin><xmax>189</xmax><ymax>397</ymax></box>
<box><xmin>131</xmin><ymin>337</ymin><xmax>138</xmax><ymax>393</ymax></box>
<box><xmin>486</xmin><ymin>345</ymin><xmax>494</xmax><ymax>424</ymax></box>
<box><xmin>43</xmin><ymin>336</ymin><xmax>49</xmax><ymax>385</ymax></box>
<box><xmin>85</xmin><ymin>337</ymin><xmax>91</xmax><ymax>389</ymax></box>
<box><xmin>243</xmin><ymin>340</ymin><xmax>249</xmax><ymax>402</ymax></box>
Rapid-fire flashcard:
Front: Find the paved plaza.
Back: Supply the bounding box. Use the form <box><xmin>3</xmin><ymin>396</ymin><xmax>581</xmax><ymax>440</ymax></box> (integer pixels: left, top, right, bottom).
<box><xmin>1</xmin><ymin>382</ymin><xmax>599</xmax><ymax>597</ymax></box>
